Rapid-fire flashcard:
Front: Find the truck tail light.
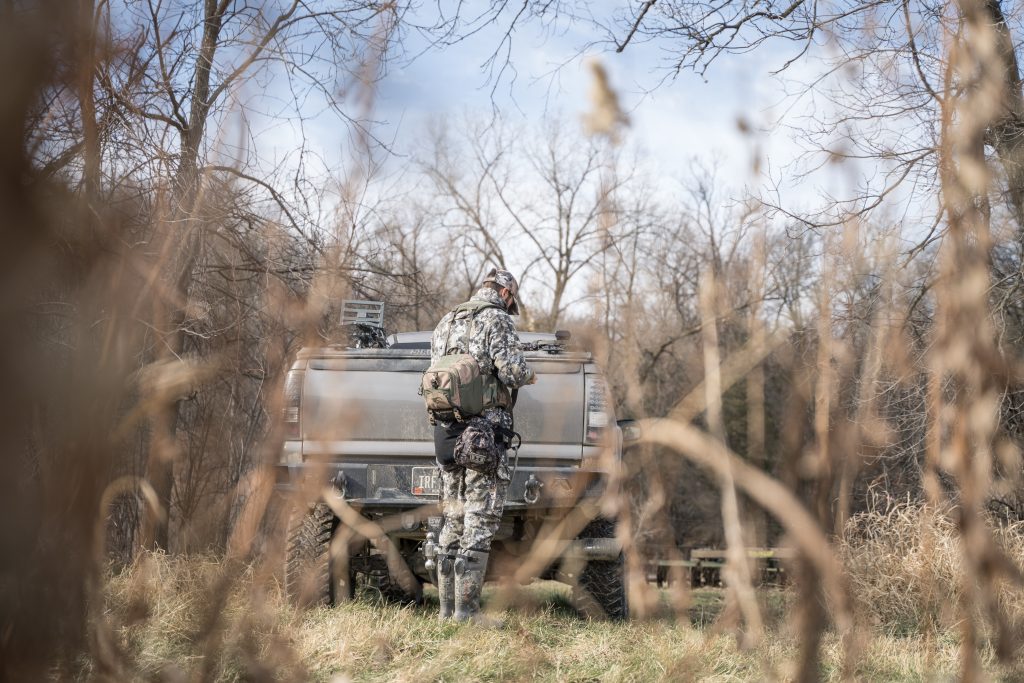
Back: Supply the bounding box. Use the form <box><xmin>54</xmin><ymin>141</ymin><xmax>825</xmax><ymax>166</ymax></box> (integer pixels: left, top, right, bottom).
<box><xmin>283</xmin><ymin>369</ymin><xmax>303</xmax><ymax>440</ymax></box>
<box><xmin>584</xmin><ymin>374</ymin><xmax>609</xmax><ymax>445</ymax></box>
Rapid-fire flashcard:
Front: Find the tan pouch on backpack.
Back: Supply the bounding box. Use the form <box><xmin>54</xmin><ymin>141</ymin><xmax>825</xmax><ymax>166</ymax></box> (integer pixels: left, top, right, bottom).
<box><xmin>420</xmin><ymin>302</ymin><xmax>510</xmax><ymax>422</ymax></box>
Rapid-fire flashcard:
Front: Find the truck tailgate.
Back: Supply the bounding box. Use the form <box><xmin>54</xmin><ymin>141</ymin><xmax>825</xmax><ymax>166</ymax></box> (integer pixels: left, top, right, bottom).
<box><xmin>300</xmin><ymin>357</ymin><xmax>584</xmax><ymax>462</ymax></box>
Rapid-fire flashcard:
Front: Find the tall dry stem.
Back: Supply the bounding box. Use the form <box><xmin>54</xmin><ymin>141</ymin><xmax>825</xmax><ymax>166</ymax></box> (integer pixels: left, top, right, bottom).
<box><xmin>933</xmin><ymin>0</ymin><xmax>1024</xmax><ymax>676</ymax></box>
<box><xmin>700</xmin><ymin>270</ymin><xmax>764</xmax><ymax>647</ymax></box>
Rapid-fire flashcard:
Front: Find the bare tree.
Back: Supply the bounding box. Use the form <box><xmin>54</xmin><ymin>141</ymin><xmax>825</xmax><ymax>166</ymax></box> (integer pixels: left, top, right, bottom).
<box><xmin>423</xmin><ymin>114</ymin><xmax>642</xmax><ymax>328</ymax></box>
<box><xmin>28</xmin><ymin>0</ymin><xmax>416</xmax><ymax>551</ymax></box>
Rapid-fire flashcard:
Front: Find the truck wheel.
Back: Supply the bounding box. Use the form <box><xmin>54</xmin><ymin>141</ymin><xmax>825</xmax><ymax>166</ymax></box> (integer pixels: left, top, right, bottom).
<box><xmin>360</xmin><ymin>546</ymin><xmax>424</xmax><ymax>606</ymax></box>
<box><xmin>285</xmin><ymin>502</ymin><xmax>350</xmax><ymax>607</ymax></box>
<box><xmin>574</xmin><ymin>518</ymin><xmax>629</xmax><ymax>620</ymax></box>
<box><xmin>374</xmin><ymin>573</ymin><xmax>424</xmax><ymax>606</ymax></box>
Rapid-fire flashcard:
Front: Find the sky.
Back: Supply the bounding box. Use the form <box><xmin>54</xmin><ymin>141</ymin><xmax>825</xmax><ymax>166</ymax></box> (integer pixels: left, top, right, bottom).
<box><xmin>364</xmin><ymin>7</ymin><xmax>909</xmax><ymax>219</ymax></box>
<box><xmin>237</xmin><ymin>5</ymin><xmax>865</xmax><ymax>218</ymax></box>
<box><xmin>225</xmin><ymin>2</ymin><xmax>932</xmax><ymax>320</ymax></box>
<box><xmin>374</xmin><ymin>17</ymin><xmax>793</xmax><ymax>197</ymax></box>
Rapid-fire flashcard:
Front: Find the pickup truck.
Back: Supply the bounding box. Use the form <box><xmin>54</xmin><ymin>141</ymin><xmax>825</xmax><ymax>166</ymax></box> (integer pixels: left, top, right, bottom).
<box><xmin>277</xmin><ymin>328</ymin><xmax>631</xmax><ymax>619</ymax></box>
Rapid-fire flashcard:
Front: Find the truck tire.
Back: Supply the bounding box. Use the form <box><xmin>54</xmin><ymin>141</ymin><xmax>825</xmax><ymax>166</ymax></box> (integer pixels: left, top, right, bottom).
<box><xmin>372</xmin><ymin>572</ymin><xmax>424</xmax><ymax>606</ymax></box>
<box><xmin>574</xmin><ymin>518</ymin><xmax>629</xmax><ymax>620</ymax></box>
<box><xmin>359</xmin><ymin>542</ymin><xmax>424</xmax><ymax>606</ymax></box>
<box><xmin>285</xmin><ymin>502</ymin><xmax>354</xmax><ymax>607</ymax></box>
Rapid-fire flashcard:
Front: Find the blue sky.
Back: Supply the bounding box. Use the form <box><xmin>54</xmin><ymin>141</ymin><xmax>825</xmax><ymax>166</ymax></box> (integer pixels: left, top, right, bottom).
<box><xmin>231</xmin><ymin>8</ymin><xmax>816</xmax><ymax>202</ymax></box>
<box><xmin>372</xmin><ymin>16</ymin><xmax>784</xmax><ymax>187</ymax></box>
<box><xmin>230</xmin><ymin>5</ymin><xmax>923</xmax><ymax>249</ymax></box>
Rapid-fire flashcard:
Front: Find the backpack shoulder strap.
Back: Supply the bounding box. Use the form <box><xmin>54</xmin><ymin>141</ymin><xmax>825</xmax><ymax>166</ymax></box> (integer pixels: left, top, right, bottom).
<box><xmin>454</xmin><ymin>300</ymin><xmax>499</xmax><ymax>315</ymax></box>
<box><xmin>442</xmin><ymin>300</ymin><xmax>499</xmax><ymax>356</ymax></box>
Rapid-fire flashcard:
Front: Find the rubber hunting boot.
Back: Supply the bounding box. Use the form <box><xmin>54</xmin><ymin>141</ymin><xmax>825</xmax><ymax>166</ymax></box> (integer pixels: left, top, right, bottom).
<box><xmin>437</xmin><ymin>553</ymin><xmax>455</xmax><ymax>621</ymax></box>
<box><xmin>453</xmin><ymin>549</ymin><xmax>489</xmax><ymax>622</ymax></box>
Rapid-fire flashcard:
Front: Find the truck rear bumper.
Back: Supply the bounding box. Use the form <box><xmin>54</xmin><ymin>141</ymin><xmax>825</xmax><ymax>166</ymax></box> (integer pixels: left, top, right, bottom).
<box><xmin>274</xmin><ymin>461</ymin><xmax>608</xmax><ymax>510</ymax></box>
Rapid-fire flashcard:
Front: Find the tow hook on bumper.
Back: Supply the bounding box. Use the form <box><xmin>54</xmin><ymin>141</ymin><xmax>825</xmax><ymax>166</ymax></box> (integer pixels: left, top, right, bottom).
<box><xmin>524</xmin><ymin>474</ymin><xmax>543</xmax><ymax>504</ymax></box>
<box><xmin>331</xmin><ymin>470</ymin><xmax>347</xmax><ymax>498</ymax></box>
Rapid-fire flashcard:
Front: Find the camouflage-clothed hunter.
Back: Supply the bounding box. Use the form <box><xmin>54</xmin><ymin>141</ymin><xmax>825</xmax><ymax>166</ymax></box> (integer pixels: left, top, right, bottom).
<box><xmin>430</xmin><ymin>283</ymin><xmax>534</xmax><ymax>554</ymax></box>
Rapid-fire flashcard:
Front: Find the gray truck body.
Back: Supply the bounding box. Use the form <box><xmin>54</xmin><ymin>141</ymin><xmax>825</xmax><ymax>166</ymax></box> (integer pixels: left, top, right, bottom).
<box><xmin>278</xmin><ymin>330</ymin><xmax>628</xmax><ymax>617</ymax></box>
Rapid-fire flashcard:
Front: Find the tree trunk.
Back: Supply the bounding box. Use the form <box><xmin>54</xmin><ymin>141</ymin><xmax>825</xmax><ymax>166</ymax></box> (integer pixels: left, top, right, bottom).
<box><xmin>76</xmin><ymin>0</ymin><xmax>99</xmax><ymax>203</ymax></box>
<box><xmin>981</xmin><ymin>0</ymin><xmax>1024</xmax><ymax>250</ymax></box>
<box><xmin>142</xmin><ymin>0</ymin><xmax>226</xmax><ymax>552</ymax></box>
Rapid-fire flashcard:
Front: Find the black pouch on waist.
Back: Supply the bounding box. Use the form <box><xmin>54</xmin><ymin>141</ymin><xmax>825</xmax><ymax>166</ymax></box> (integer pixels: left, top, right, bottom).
<box><xmin>433</xmin><ymin>422</ymin><xmax>467</xmax><ymax>469</ymax></box>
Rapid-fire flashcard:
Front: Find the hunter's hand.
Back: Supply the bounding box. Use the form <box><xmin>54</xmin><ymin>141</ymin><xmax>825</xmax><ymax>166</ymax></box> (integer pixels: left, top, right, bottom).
<box><xmin>525</xmin><ymin>371</ymin><xmax>538</xmax><ymax>385</ymax></box>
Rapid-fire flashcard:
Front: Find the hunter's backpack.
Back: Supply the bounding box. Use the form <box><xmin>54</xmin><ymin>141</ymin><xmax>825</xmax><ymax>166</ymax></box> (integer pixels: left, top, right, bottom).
<box><xmin>420</xmin><ymin>301</ymin><xmax>511</xmax><ymax>423</ymax></box>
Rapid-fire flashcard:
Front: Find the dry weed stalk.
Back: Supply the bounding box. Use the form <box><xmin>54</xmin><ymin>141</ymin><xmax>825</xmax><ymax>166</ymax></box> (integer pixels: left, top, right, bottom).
<box><xmin>700</xmin><ymin>270</ymin><xmax>765</xmax><ymax>648</ymax></box>
<box><xmin>638</xmin><ymin>418</ymin><xmax>858</xmax><ymax>666</ymax></box>
<box><xmin>927</xmin><ymin>0</ymin><xmax>1024</xmax><ymax>677</ymax></box>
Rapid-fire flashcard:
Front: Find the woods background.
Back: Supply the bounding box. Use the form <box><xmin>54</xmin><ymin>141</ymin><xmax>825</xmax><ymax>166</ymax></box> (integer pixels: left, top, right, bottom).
<box><xmin>8</xmin><ymin>0</ymin><xmax>1024</xmax><ymax>679</ymax></box>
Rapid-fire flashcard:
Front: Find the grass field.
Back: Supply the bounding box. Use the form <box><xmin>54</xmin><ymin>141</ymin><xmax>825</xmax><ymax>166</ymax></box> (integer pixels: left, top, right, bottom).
<box><xmin>83</xmin><ymin>552</ymin><xmax>1024</xmax><ymax>682</ymax></box>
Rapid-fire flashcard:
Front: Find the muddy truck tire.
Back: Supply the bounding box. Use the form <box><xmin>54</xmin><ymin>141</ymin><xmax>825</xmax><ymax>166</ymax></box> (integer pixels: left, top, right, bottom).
<box><xmin>284</xmin><ymin>503</ymin><xmax>354</xmax><ymax>607</ymax></box>
<box><xmin>354</xmin><ymin>545</ymin><xmax>424</xmax><ymax>606</ymax></box>
<box><xmin>574</xmin><ymin>518</ymin><xmax>629</xmax><ymax>620</ymax></box>
<box><xmin>366</xmin><ymin>570</ymin><xmax>424</xmax><ymax>606</ymax></box>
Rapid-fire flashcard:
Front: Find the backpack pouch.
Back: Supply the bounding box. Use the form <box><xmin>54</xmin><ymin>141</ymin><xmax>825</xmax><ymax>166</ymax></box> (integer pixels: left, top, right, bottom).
<box><xmin>453</xmin><ymin>417</ymin><xmax>503</xmax><ymax>473</ymax></box>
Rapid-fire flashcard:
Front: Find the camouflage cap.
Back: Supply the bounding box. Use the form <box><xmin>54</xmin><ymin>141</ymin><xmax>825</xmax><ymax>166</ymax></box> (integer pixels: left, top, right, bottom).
<box><xmin>482</xmin><ymin>268</ymin><xmax>521</xmax><ymax>315</ymax></box>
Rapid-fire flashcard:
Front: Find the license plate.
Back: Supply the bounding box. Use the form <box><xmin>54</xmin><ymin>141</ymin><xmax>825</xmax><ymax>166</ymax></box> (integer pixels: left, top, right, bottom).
<box><xmin>411</xmin><ymin>467</ymin><xmax>440</xmax><ymax>496</ymax></box>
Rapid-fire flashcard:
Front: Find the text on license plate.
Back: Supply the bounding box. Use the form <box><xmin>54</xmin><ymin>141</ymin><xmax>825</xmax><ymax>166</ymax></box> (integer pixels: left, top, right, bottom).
<box><xmin>411</xmin><ymin>467</ymin><xmax>440</xmax><ymax>496</ymax></box>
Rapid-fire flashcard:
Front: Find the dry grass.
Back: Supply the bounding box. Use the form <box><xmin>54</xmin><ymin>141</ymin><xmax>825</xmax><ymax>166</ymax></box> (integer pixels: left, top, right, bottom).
<box><xmin>78</xmin><ymin>550</ymin><xmax>1024</xmax><ymax>682</ymax></box>
<box><xmin>839</xmin><ymin>504</ymin><xmax>1024</xmax><ymax>642</ymax></box>
<box><xmin>840</xmin><ymin>504</ymin><xmax>967</xmax><ymax>637</ymax></box>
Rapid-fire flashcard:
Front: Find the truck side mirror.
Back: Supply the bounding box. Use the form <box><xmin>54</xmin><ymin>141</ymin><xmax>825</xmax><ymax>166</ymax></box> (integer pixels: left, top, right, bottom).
<box><xmin>617</xmin><ymin>419</ymin><xmax>641</xmax><ymax>446</ymax></box>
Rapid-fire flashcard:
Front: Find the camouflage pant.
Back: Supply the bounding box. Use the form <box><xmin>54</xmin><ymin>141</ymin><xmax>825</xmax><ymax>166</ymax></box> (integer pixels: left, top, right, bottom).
<box><xmin>437</xmin><ymin>451</ymin><xmax>510</xmax><ymax>554</ymax></box>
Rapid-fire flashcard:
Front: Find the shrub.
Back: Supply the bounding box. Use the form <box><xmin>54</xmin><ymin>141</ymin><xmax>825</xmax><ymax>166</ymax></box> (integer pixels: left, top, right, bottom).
<box><xmin>839</xmin><ymin>503</ymin><xmax>1024</xmax><ymax>637</ymax></box>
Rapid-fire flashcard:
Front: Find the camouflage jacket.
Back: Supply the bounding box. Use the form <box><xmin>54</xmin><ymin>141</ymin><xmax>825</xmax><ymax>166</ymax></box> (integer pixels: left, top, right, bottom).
<box><xmin>430</xmin><ymin>287</ymin><xmax>535</xmax><ymax>429</ymax></box>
